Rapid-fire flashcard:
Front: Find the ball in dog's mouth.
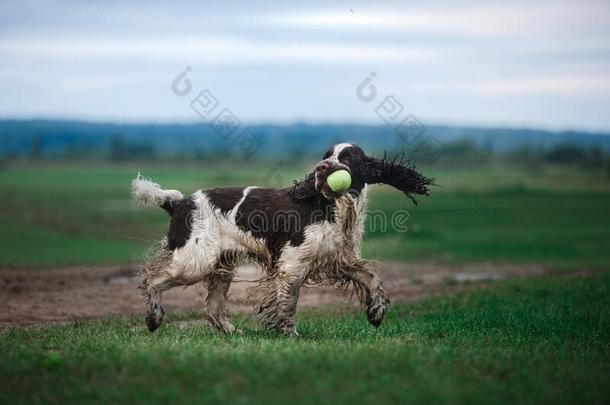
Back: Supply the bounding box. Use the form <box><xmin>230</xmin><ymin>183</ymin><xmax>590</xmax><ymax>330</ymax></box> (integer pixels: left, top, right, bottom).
<box><xmin>326</xmin><ymin>170</ymin><xmax>352</xmax><ymax>193</ymax></box>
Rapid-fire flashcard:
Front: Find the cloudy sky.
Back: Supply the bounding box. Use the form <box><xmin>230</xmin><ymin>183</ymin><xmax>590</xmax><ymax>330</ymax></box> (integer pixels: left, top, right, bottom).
<box><xmin>1</xmin><ymin>0</ymin><xmax>609</xmax><ymax>131</ymax></box>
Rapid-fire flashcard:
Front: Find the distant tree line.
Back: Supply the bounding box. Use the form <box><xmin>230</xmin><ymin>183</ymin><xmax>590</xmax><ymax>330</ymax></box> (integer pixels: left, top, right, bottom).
<box><xmin>108</xmin><ymin>134</ymin><xmax>156</xmax><ymax>161</ymax></box>
<box><xmin>11</xmin><ymin>134</ymin><xmax>609</xmax><ymax>169</ymax></box>
<box><xmin>385</xmin><ymin>138</ymin><xmax>609</xmax><ymax>170</ymax></box>
<box><xmin>508</xmin><ymin>143</ymin><xmax>606</xmax><ymax>168</ymax></box>
<box><xmin>1</xmin><ymin>121</ymin><xmax>610</xmax><ymax>175</ymax></box>
<box><xmin>20</xmin><ymin>133</ymin><xmax>247</xmax><ymax>163</ymax></box>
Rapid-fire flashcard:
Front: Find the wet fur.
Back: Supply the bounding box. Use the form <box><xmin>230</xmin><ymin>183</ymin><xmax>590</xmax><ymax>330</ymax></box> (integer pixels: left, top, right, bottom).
<box><xmin>133</xmin><ymin>144</ymin><xmax>431</xmax><ymax>335</ymax></box>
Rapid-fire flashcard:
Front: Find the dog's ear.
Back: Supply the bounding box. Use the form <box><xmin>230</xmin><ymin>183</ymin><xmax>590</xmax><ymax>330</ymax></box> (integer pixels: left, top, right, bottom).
<box><xmin>364</xmin><ymin>152</ymin><xmax>434</xmax><ymax>204</ymax></box>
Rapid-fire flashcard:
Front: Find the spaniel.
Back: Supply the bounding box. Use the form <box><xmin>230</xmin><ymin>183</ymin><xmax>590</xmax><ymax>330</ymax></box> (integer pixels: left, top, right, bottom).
<box><xmin>132</xmin><ymin>143</ymin><xmax>432</xmax><ymax>336</ymax></box>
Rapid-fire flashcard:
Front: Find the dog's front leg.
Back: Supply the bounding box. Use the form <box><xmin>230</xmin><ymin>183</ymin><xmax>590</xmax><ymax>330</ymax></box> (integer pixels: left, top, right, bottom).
<box><xmin>259</xmin><ymin>264</ymin><xmax>306</xmax><ymax>337</ymax></box>
<box><xmin>275</xmin><ymin>267</ymin><xmax>306</xmax><ymax>336</ymax></box>
<box><xmin>347</xmin><ymin>260</ymin><xmax>390</xmax><ymax>327</ymax></box>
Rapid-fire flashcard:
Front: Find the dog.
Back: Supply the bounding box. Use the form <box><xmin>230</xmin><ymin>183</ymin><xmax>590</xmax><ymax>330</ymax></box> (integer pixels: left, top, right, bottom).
<box><xmin>132</xmin><ymin>143</ymin><xmax>432</xmax><ymax>336</ymax></box>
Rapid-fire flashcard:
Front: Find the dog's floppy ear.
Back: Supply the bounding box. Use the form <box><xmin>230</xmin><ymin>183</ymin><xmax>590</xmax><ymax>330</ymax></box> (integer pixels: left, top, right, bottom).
<box><xmin>364</xmin><ymin>152</ymin><xmax>434</xmax><ymax>204</ymax></box>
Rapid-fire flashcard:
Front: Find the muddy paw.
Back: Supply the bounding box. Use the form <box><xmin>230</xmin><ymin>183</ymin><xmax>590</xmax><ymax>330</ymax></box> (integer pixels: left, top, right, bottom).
<box><xmin>366</xmin><ymin>290</ymin><xmax>389</xmax><ymax>328</ymax></box>
<box><xmin>366</xmin><ymin>304</ymin><xmax>385</xmax><ymax>327</ymax></box>
<box><xmin>277</xmin><ymin>321</ymin><xmax>299</xmax><ymax>337</ymax></box>
<box><xmin>145</xmin><ymin>313</ymin><xmax>162</xmax><ymax>332</ymax></box>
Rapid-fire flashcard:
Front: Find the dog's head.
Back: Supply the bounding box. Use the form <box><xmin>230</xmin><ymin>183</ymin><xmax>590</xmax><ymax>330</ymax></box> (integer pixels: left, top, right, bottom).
<box><xmin>314</xmin><ymin>143</ymin><xmax>434</xmax><ymax>203</ymax></box>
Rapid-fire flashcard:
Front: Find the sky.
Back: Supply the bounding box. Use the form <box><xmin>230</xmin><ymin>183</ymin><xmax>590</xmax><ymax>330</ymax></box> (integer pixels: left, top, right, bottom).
<box><xmin>1</xmin><ymin>0</ymin><xmax>609</xmax><ymax>131</ymax></box>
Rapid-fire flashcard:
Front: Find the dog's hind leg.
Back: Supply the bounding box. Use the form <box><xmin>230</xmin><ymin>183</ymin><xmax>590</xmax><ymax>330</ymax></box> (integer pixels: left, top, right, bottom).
<box><xmin>204</xmin><ymin>270</ymin><xmax>239</xmax><ymax>334</ymax></box>
<box><xmin>143</xmin><ymin>274</ymin><xmax>174</xmax><ymax>332</ymax></box>
<box><xmin>140</xmin><ymin>244</ymin><xmax>176</xmax><ymax>332</ymax></box>
<box><xmin>346</xmin><ymin>260</ymin><xmax>390</xmax><ymax>327</ymax></box>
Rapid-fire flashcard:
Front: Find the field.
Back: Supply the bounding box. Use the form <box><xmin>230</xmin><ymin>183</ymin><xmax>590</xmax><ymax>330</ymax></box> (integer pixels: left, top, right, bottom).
<box><xmin>1</xmin><ymin>161</ymin><xmax>609</xmax><ymax>266</ymax></box>
<box><xmin>2</xmin><ymin>275</ymin><xmax>608</xmax><ymax>403</ymax></box>
<box><xmin>1</xmin><ymin>160</ymin><xmax>609</xmax><ymax>403</ymax></box>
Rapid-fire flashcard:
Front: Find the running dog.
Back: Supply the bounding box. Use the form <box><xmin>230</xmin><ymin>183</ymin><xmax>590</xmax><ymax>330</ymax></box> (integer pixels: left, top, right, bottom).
<box><xmin>131</xmin><ymin>143</ymin><xmax>432</xmax><ymax>336</ymax></box>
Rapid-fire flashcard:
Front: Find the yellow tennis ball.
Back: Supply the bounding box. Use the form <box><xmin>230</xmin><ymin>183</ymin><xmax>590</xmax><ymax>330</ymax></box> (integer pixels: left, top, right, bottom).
<box><xmin>327</xmin><ymin>170</ymin><xmax>352</xmax><ymax>193</ymax></box>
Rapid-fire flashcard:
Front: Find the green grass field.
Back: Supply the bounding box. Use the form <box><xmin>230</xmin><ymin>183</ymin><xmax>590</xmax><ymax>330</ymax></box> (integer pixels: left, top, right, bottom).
<box><xmin>1</xmin><ymin>161</ymin><xmax>609</xmax><ymax>266</ymax></box>
<box><xmin>2</xmin><ymin>273</ymin><xmax>608</xmax><ymax>404</ymax></box>
<box><xmin>1</xmin><ymin>160</ymin><xmax>609</xmax><ymax>403</ymax></box>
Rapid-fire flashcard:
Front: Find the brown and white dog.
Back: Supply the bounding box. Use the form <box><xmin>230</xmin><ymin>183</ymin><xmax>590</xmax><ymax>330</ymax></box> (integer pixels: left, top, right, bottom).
<box><xmin>132</xmin><ymin>143</ymin><xmax>432</xmax><ymax>336</ymax></box>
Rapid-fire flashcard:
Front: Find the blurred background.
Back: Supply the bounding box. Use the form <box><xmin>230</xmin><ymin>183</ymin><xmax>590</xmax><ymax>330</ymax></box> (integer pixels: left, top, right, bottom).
<box><xmin>0</xmin><ymin>0</ymin><xmax>609</xmax><ymax>268</ymax></box>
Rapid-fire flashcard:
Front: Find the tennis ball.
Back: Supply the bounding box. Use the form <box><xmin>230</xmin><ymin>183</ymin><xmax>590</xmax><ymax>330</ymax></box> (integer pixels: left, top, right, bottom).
<box><xmin>327</xmin><ymin>170</ymin><xmax>352</xmax><ymax>193</ymax></box>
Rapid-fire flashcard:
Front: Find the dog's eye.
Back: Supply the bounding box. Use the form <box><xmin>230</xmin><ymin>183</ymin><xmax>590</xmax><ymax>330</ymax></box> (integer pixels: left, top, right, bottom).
<box><xmin>339</xmin><ymin>156</ymin><xmax>352</xmax><ymax>166</ymax></box>
<box><xmin>323</xmin><ymin>150</ymin><xmax>332</xmax><ymax>159</ymax></box>
<box><xmin>338</xmin><ymin>150</ymin><xmax>351</xmax><ymax>161</ymax></box>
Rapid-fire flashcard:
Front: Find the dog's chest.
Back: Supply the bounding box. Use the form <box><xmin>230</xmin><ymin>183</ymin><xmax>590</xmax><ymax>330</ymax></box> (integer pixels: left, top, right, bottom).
<box><xmin>306</xmin><ymin>190</ymin><xmax>368</xmax><ymax>260</ymax></box>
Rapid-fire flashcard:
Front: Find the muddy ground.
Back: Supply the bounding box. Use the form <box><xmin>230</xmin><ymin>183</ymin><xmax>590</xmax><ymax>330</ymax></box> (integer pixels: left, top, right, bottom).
<box><xmin>0</xmin><ymin>262</ymin><xmax>545</xmax><ymax>328</ymax></box>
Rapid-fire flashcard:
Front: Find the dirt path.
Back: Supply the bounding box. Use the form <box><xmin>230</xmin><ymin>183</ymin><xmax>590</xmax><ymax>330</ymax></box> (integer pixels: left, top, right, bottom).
<box><xmin>0</xmin><ymin>262</ymin><xmax>544</xmax><ymax>327</ymax></box>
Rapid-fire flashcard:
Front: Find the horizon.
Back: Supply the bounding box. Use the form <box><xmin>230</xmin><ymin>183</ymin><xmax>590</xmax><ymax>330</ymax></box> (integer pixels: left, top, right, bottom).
<box><xmin>1</xmin><ymin>117</ymin><xmax>610</xmax><ymax>136</ymax></box>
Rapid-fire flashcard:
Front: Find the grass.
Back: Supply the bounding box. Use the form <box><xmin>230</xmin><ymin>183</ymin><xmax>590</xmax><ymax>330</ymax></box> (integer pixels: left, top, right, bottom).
<box><xmin>365</xmin><ymin>188</ymin><xmax>610</xmax><ymax>265</ymax></box>
<box><xmin>2</xmin><ymin>161</ymin><xmax>608</xmax><ymax>403</ymax></box>
<box><xmin>1</xmin><ymin>272</ymin><xmax>609</xmax><ymax>404</ymax></box>
<box><xmin>0</xmin><ymin>160</ymin><xmax>609</xmax><ymax>266</ymax></box>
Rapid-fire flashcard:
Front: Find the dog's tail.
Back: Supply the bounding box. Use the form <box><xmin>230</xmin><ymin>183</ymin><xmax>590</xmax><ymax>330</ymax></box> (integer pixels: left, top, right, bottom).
<box><xmin>131</xmin><ymin>173</ymin><xmax>184</xmax><ymax>214</ymax></box>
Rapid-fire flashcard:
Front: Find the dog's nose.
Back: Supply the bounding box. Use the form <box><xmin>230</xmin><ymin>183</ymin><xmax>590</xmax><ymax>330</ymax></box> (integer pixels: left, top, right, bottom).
<box><xmin>315</xmin><ymin>161</ymin><xmax>331</xmax><ymax>173</ymax></box>
<box><xmin>315</xmin><ymin>160</ymin><xmax>351</xmax><ymax>176</ymax></box>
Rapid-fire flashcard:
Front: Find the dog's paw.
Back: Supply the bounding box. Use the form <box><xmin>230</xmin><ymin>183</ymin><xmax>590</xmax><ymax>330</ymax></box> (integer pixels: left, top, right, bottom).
<box><xmin>278</xmin><ymin>323</ymin><xmax>299</xmax><ymax>337</ymax></box>
<box><xmin>366</xmin><ymin>304</ymin><xmax>385</xmax><ymax>327</ymax></box>
<box><xmin>366</xmin><ymin>287</ymin><xmax>389</xmax><ymax>328</ymax></box>
<box><xmin>145</xmin><ymin>313</ymin><xmax>161</xmax><ymax>332</ymax></box>
<box><xmin>222</xmin><ymin>323</ymin><xmax>242</xmax><ymax>335</ymax></box>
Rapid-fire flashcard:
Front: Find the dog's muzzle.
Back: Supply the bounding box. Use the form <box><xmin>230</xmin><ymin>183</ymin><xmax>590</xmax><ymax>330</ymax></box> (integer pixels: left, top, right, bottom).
<box><xmin>314</xmin><ymin>160</ymin><xmax>350</xmax><ymax>198</ymax></box>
